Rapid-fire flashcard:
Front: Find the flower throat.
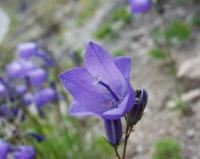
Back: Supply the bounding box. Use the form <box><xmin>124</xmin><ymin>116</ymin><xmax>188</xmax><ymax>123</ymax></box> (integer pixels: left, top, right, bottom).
<box><xmin>98</xmin><ymin>80</ymin><xmax>119</xmax><ymax>102</ymax></box>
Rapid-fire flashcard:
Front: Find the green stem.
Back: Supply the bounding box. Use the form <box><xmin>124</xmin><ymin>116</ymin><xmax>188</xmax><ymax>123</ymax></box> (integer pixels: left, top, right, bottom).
<box><xmin>114</xmin><ymin>146</ymin><xmax>121</xmax><ymax>159</ymax></box>
<box><xmin>122</xmin><ymin>125</ymin><xmax>132</xmax><ymax>159</ymax></box>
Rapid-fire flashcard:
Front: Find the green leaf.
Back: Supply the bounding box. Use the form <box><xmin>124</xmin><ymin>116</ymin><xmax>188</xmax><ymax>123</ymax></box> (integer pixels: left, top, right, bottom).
<box><xmin>191</xmin><ymin>15</ymin><xmax>200</xmax><ymax>27</ymax></box>
<box><xmin>149</xmin><ymin>48</ymin><xmax>167</xmax><ymax>60</ymax></box>
<box><xmin>94</xmin><ymin>23</ymin><xmax>112</xmax><ymax>39</ymax></box>
<box><xmin>165</xmin><ymin>20</ymin><xmax>191</xmax><ymax>42</ymax></box>
<box><xmin>111</xmin><ymin>8</ymin><xmax>132</xmax><ymax>23</ymax></box>
<box><xmin>153</xmin><ymin>139</ymin><xmax>182</xmax><ymax>159</ymax></box>
<box><xmin>113</xmin><ymin>49</ymin><xmax>126</xmax><ymax>57</ymax></box>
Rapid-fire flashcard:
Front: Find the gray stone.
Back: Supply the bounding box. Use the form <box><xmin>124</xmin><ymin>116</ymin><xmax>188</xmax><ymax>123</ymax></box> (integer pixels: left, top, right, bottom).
<box><xmin>187</xmin><ymin>129</ymin><xmax>195</xmax><ymax>139</ymax></box>
<box><xmin>0</xmin><ymin>8</ymin><xmax>10</xmax><ymax>43</ymax></box>
<box><xmin>177</xmin><ymin>54</ymin><xmax>200</xmax><ymax>80</ymax></box>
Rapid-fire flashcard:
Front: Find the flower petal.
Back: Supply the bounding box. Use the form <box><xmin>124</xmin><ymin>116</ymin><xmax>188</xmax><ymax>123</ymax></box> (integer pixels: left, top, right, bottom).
<box><xmin>27</xmin><ymin>68</ymin><xmax>48</xmax><ymax>87</ymax></box>
<box><xmin>17</xmin><ymin>42</ymin><xmax>38</xmax><ymax>59</ymax></box>
<box><xmin>84</xmin><ymin>42</ymin><xmax>127</xmax><ymax>98</ymax></box>
<box><xmin>102</xmin><ymin>91</ymin><xmax>134</xmax><ymax>120</ymax></box>
<box><xmin>0</xmin><ymin>140</ymin><xmax>9</xmax><ymax>159</ymax></box>
<box><xmin>13</xmin><ymin>146</ymin><xmax>35</xmax><ymax>159</ymax></box>
<box><xmin>68</xmin><ymin>101</ymin><xmax>97</xmax><ymax>116</ymax></box>
<box><xmin>59</xmin><ymin>67</ymin><xmax>112</xmax><ymax>114</ymax></box>
<box><xmin>129</xmin><ymin>0</ymin><xmax>151</xmax><ymax>14</ymax></box>
<box><xmin>103</xmin><ymin>119</ymin><xmax>122</xmax><ymax>146</ymax></box>
<box><xmin>34</xmin><ymin>88</ymin><xmax>56</xmax><ymax>108</ymax></box>
<box><xmin>114</xmin><ymin>56</ymin><xmax>131</xmax><ymax>80</ymax></box>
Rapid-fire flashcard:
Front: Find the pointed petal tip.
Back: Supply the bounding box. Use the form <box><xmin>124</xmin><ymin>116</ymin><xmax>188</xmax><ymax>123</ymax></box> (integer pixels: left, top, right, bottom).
<box><xmin>88</xmin><ymin>41</ymin><xmax>96</xmax><ymax>46</ymax></box>
<box><xmin>58</xmin><ymin>67</ymin><xmax>80</xmax><ymax>82</ymax></box>
<box><xmin>86</xmin><ymin>41</ymin><xmax>101</xmax><ymax>50</ymax></box>
<box><xmin>58</xmin><ymin>71</ymin><xmax>65</xmax><ymax>81</ymax></box>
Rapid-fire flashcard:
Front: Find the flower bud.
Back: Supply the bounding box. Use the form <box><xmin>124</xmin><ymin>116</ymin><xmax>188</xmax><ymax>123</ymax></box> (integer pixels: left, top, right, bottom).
<box><xmin>27</xmin><ymin>132</ymin><xmax>45</xmax><ymax>142</ymax></box>
<box><xmin>103</xmin><ymin>119</ymin><xmax>122</xmax><ymax>146</ymax></box>
<box><xmin>128</xmin><ymin>89</ymin><xmax>148</xmax><ymax>126</ymax></box>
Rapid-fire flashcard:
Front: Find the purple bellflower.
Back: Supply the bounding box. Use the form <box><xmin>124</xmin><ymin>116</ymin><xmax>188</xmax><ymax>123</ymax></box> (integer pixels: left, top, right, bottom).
<box><xmin>59</xmin><ymin>42</ymin><xmax>135</xmax><ymax>145</ymax></box>
<box><xmin>17</xmin><ymin>42</ymin><xmax>38</xmax><ymax>59</ymax></box>
<box><xmin>6</xmin><ymin>60</ymin><xmax>35</xmax><ymax>79</ymax></box>
<box><xmin>13</xmin><ymin>146</ymin><xmax>36</xmax><ymax>159</ymax></box>
<box><xmin>17</xmin><ymin>42</ymin><xmax>54</xmax><ymax>67</ymax></box>
<box><xmin>128</xmin><ymin>0</ymin><xmax>151</xmax><ymax>14</ymax></box>
<box><xmin>33</xmin><ymin>88</ymin><xmax>56</xmax><ymax>108</ymax></box>
<box><xmin>26</xmin><ymin>68</ymin><xmax>47</xmax><ymax>87</ymax></box>
<box><xmin>0</xmin><ymin>140</ymin><xmax>9</xmax><ymax>159</ymax></box>
<box><xmin>59</xmin><ymin>42</ymin><xmax>135</xmax><ymax>119</ymax></box>
<box><xmin>23</xmin><ymin>93</ymin><xmax>33</xmax><ymax>106</ymax></box>
<box><xmin>0</xmin><ymin>105</ymin><xmax>18</xmax><ymax>119</ymax></box>
<box><xmin>16</xmin><ymin>85</ymin><xmax>27</xmax><ymax>95</ymax></box>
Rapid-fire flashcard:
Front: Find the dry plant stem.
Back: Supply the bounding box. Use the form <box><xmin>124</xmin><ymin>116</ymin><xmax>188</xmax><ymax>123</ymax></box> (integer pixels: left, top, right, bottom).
<box><xmin>122</xmin><ymin>125</ymin><xmax>133</xmax><ymax>159</ymax></box>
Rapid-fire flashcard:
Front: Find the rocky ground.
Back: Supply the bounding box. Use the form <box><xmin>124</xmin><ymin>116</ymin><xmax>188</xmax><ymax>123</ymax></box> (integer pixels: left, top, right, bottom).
<box><xmin>1</xmin><ymin>0</ymin><xmax>200</xmax><ymax>159</ymax></box>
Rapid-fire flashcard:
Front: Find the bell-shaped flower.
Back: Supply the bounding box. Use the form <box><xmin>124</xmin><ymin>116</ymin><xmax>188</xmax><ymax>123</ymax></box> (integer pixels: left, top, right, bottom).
<box><xmin>33</xmin><ymin>88</ymin><xmax>56</xmax><ymax>108</ymax></box>
<box><xmin>128</xmin><ymin>0</ymin><xmax>151</xmax><ymax>14</ymax></box>
<box><xmin>26</xmin><ymin>68</ymin><xmax>48</xmax><ymax>87</ymax></box>
<box><xmin>13</xmin><ymin>146</ymin><xmax>36</xmax><ymax>159</ymax></box>
<box><xmin>59</xmin><ymin>42</ymin><xmax>135</xmax><ymax>120</ymax></box>
<box><xmin>0</xmin><ymin>140</ymin><xmax>9</xmax><ymax>159</ymax></box>
<box><xmin>17</xmin><ymin>42</ymin><xmax>38</xmax><ymax>59</ymax></box>
<box><xmin>0</xmin><ymin>104</ymin><xmax>18</xmax><ymax>119</ymax></box>
<box><xmin>17</xmin><ymin>42</ymin><xmax>54</xmax><ymax>67</ymax></box>
<box><xmin>6</xmin><ymin>60</ymin><xmax>35</xmax><ymax>79</ymax></box>
<box><xmin>16</xmin><ymin>85</ymin><xmax>27</xmax><ymax>95</ymax></box>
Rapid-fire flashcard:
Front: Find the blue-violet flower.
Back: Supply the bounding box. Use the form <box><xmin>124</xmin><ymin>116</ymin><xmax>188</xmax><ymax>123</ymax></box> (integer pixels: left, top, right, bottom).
<box><xmin>59</xmin><ymin>41</ymin><xmax>135</xmax><ymax>120</ymax></box>
<box><xmin>128</xmin><ymin>0</ymin><xmax>151</xmax><ymax>14</ymax></box>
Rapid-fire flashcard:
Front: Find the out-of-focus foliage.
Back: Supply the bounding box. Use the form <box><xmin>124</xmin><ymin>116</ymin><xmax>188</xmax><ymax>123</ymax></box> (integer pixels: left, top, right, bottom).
<box><xmin>110</xmin><ymin>7</ymin><xmax>132</xmax><ymax>24</ymax></box>
<box><xmin>192</xmin><ymin>15</ymin><xmax>200</xmax><ymax>27</ymax></box>
<box><xmin>94</xmin><ymin>23</ymin><xmax>112</xmax><ymax>40</ymax></box>
<box><xmin>113</xmin><ymin>49</ymin><xmax>126</xmax><ymax>57</ymax></box>
<box><xmin>165</xmin><ymin>20</ymin><xmax>191</xmax><ymax>42</ymax></box>
<box><xmin>149</xmin><ymin>48</ymin><xmax>167</xmax><ymax>60</ymax></box>
<box><xmin>76</xmin><ymin>0</ymin><xmax>100</xmax><ymax>26</ymax></box>
<box><xmin>153</xmin><ymin>139</ymin><xmax>182</xmax><ymax>159</ymax></box>
<box><xmin>94</xmin><ymin>7</ymin><xmax>132</xmax><ymax>39</ymax></box>
<box><xmin>23</xmin><ymin>117</ymin><xmax>113</xmax><ymax>159</ymax></box>
<box><xmin>152</xmin><ymin>20</ymin><xmax>192</xmax><ymax>45</ymax></box>
<box><xmin>174</xmin><ymin>97</ymin><xmax>188</xmax><ymax>115</ymax></box>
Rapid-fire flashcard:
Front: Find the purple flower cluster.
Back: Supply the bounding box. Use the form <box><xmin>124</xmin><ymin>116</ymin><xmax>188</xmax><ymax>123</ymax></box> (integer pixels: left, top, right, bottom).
<box><xmin>0</xmin><ymin>140</ymin><xmax>35</xmax><ymax>159</ymax></box>
<box><xmin>59</xmin><ymin>42</ymin><xmax>148</xmax><ymax>146</ymax></box>
<box><xmin>128</xmin><ymin>0</ymin><xmax>151</xmax><ymax>14</ymax></box>
<box><xmin>0</xmin><ymin>42</ymin><xmax>58</xmax><ymax>120</ymax></box>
